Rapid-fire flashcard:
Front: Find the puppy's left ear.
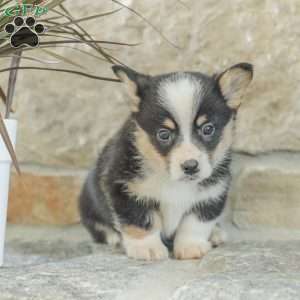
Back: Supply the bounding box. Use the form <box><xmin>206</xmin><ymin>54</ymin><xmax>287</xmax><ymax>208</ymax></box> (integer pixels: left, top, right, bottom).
<box><xmin>112</xmin><ymin>65</ymin><xmax>150</xmax><ymax>112</ymax></box>
<box><xmin>216</xmin><ymin>63</ymin><xmax>253</xmax><ymax>109</ymax></box>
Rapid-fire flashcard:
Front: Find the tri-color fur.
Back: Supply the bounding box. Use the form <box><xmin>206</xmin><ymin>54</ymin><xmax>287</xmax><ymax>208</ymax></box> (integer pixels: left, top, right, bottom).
<box><xmin>79</xmin><ymin>63</ymin><xmax>253</xmax><ymax>260</ymax></box>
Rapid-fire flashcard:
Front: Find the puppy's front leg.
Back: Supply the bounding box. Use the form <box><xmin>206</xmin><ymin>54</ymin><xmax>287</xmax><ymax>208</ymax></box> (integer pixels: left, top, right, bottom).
<box><xmin>121</xmin><ymin>213</ymin><xmax>168</xmax><ymax>261</ymax></box>
<box><xmin>174</xmin><ymin>214</ymin><xmax>215</xmax><ymax>260</ymax></box>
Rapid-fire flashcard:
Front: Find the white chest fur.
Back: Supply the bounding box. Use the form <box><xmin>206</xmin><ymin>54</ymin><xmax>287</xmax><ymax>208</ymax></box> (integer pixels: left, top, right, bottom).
<box><xmin>159</xmin><ymin>180</ymin><xmax>227</xmax><ymax>237</ymax></box>
<box><xmin>160</xmin><ymin>181</ymin><xmax>198</xmax><ymax>237</ymax></box>
<box><xmin>127</xmin><ymin>174</ymin><xmax>228</xmax><ymax>237</ymax></box>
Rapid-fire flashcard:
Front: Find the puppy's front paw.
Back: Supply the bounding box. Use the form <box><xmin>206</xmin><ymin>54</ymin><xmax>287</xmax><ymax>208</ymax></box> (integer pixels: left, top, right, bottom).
<box><xmin>174</xmin><ymin>239</ymin><xmax>211</xmax><ymax>260</ymax></box>
<box><xmin>210</xmin><ymin>225</ymin><xmax>227</xmax><ymax>247</ymax></box>
<box><xmin>125</xmin><ymin>242</ymin><xmax>168</xmax><ymax>260</ymax></box>
<box><xmin>123</xmin><ymin>232</ymin><xmax>168</xmax><ymax>261</ymax></box>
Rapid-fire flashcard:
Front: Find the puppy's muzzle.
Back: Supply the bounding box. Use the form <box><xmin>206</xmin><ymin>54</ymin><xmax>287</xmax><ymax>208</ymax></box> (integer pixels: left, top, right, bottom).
<box><xmin>181</xmin><ymin>159</ymin><xmax>199</xmax><ymax>175</ymax></box>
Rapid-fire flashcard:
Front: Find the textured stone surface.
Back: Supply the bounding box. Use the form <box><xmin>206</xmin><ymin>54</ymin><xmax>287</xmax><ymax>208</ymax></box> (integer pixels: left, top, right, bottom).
<box><xmin>4</xmin><ymin>225</ymin><xmax>97</xmax><ymax>267</ymax></box>
<box><xmin>8</xmin><ymin>168</ymin><xmax>83</xmax><ymax>224</ymax></box>
<box><xmin>172</xmin><ymin>242</ymin><xmax>300</xmax><ymax>300</ymax></box>
<box><xmin>0</xmin><ymin>0</ymin><xmax>300</xmax><ymax>167</ymax></box>
<box><xmin>231</xmin><ymin>153</ymin><xmax>300</xmax><ymax>229</ymax></box>
<box><xmin>2</xmin><ymin>225</ymin><xmax>300</xmax><ymax>300</ymax></box>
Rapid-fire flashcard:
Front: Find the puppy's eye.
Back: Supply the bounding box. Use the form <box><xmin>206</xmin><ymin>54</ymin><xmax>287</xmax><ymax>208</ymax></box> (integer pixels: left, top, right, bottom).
<box><xmin>200</xmin><ymin>123</ymin><xmax>215</xmax><ymax>137</ymax></box>
<box><xmin>157</xmin><ymin>128</ymin><xmax>172</xmax><ymax>143</ymax></box>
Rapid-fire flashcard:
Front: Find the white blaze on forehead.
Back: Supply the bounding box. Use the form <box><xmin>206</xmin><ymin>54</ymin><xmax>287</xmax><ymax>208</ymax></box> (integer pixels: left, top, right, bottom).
<box><xmin>158</xmin><ymin>74</ymin><xmax>204</xmax><ymax>140</ymax></box>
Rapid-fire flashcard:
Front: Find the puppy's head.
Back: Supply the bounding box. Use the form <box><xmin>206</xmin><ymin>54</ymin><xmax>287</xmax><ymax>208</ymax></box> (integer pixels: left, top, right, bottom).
<box><xmin>112</xmin><ymin>63</ymin><xmax>253</xmax><ymax>182</ymax></box>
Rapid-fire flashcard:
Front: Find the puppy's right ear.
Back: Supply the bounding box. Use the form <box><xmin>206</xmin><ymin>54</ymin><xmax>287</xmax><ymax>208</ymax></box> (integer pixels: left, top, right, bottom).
<box><xmin>112</xmin><ymin>65</ymin><xmax>150</xmax><ymax>112</ymax></box>
<box><xmin>216</xmin><ymin>63</ymin><xmax>253</xmax><ymax>110</ymax></box>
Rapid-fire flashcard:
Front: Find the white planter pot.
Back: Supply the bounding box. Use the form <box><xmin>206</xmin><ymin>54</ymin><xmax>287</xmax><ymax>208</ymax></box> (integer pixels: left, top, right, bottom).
<box><xmin>0</xmin><ymin>119</ymin><xmax>17</xmax><ymax>267</ymax></box>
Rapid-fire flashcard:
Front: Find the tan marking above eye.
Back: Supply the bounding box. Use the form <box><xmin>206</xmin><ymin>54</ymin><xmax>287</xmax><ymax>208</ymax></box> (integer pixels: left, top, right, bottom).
<box><xmin>195</xmin><ymin>115</ymin><xmax>208</xmax><ymax>127</ymax></box>
<box><xmin>163</xmin><ymin>118</ymin><xmax>176</xmax><ymax>130</ymax></box>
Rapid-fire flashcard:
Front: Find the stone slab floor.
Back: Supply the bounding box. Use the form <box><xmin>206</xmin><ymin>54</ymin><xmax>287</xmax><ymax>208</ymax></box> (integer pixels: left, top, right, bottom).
<box><xmin>1</xmin><ymin>224</ymin><xmax>300</xmax><ymax>300</ymax></box>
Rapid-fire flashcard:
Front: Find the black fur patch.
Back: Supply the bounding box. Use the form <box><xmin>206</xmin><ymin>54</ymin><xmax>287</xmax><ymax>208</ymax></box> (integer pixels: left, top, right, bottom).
<box><xmin>191</xmin><ymin>192</ymin><xmax>228</xmax><ymax>221</ymax></box>
<box><xmin>192</xmin><ymin>80</ymin><xmax>233</xmax><ymax>151</ymax></box>
<box><xmin>103</xmin><ymin>120</ymin><xmax>143</xmax><ymax>182</ymax></box>
<box><xmin>160</xmin><ymin>232</ymin><xmax>174</xmax><ymax>251</ymax></box>
<box><xmin>112</xmin><ymin>182</ymin><xmax>159</xmax><ymax>229</ymax></box>
<box><xmin>199</xmin><ymin>155</ymin><xmax>232</xmax><ymax>188</ymax></box>
<box><xmin>135</xmin><ymin>95</ymin><xmax>178</xmax><ymax>157</ymax></box>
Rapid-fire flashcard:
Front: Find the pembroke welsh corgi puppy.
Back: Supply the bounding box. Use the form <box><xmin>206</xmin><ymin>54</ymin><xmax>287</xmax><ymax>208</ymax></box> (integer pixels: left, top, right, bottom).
<box><xmin>79</xmin><ymin>63</ymin><xmax>253</xmax><ymax>260</ymax></box>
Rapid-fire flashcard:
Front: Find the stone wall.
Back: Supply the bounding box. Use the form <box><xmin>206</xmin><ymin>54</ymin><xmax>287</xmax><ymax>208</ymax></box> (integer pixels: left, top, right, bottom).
<box><xmin>2</xmin><ymin>0</ymin><xmax>300</xmax><ymax>227</ymax></box>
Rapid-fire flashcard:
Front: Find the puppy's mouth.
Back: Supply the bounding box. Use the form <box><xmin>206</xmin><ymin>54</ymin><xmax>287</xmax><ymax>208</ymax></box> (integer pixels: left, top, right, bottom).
<box><xmin>181</xmin><ymin>174</ymin><xmax>199</xmax><ymax>182</ymax></box>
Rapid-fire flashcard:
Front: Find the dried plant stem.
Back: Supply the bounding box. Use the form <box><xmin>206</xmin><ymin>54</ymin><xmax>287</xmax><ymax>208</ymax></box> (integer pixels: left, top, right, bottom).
<box><xmin>0</xmin><ymin>112</ymin><xmax>20</xmax><ymax>174</ymax></box>
<box><xmin>111</xmin><ymin>0</ymin><xmax>180</xmax><ymax>49</ymax></box>
<box><xmin>0</xmin><ymin>66</ymin><xmax>121</xmax><ymax>82</ymax></box>
<box><xmin>5</xmin><ymin>50</ymin><xmax>22</xmax><ymax>118</ymax></box>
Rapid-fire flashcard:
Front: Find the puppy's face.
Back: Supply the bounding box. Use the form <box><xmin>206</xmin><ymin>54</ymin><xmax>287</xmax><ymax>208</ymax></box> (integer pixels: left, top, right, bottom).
<box><xmin>113</xmin><ymin>64</ymin><xmax>253</xmax><ymax>182</ymax></box>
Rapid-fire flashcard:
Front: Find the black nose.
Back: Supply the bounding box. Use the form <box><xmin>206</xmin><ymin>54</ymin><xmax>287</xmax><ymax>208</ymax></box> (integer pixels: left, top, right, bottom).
<box><xmin>181</xmin><ymin>159</ymin><xmax>199</xmax><ymax>175</ymax></box>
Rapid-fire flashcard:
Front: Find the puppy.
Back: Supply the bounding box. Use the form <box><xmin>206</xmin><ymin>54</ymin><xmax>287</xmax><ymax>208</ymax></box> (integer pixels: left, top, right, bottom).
<box><xmin>79</xmin><ymin>63</ymin><xmax>253</xmax><ymax>260</ymax></box>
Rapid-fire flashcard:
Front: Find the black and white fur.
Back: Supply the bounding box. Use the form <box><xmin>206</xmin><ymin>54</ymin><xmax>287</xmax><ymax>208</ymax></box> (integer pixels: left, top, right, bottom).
<box><xmin>79</xmin><ymin>63</ymin><xmax>253</xmax><ymax>260</ymax></box>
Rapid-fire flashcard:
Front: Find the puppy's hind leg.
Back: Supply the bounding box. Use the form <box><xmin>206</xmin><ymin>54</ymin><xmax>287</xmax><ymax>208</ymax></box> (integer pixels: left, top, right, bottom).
<box><xmin>94</xmin><ymin>223</ymin><xmax>121</xmax><ymax>246</ymax></box>
<box><xmin>82</xmin><ymin>218</ymin><xmax>121</xmax><ymax>246</ymax></box>
<box><xmin>79</xmin><ymin>170</ymin><xmax>121</xmax><ymax>246</ymax></box>
<box><xmin>82</xmin><ymin>218</ymin><xmax>106</xmax><ymax>243</ymax></box>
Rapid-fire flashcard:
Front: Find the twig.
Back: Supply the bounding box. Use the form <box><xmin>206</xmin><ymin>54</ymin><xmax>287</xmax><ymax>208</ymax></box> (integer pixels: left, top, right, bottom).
<box><xmin>0</xmin><ymin>112</ymin><xmax>20</xmax><ymax>174</ymax></box>
<box><xmin>111</xmin><ymin>0</ymin><xmax>180</xmax><ymax>49</ymax></box>
<box><xmin>0</xmin><ymin>66</ymin><xmax>121</xmax><ymax>82</ymax></box>
<box><xmin>5</xmin><ymin>50</ymin><xmax>22</xmax><ymax>118</ymax></box>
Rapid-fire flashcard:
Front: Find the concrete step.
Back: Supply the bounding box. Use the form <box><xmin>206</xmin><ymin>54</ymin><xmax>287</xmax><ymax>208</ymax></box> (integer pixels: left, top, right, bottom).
<box><xmin>2</xmin><ymin>225</ymin><xmax>300</xmax><ymax>300</ymax></box>
<box><xmin>231</xmin><ymin>152</ymin><xmax>300</xmax><ymax>229</ymax></box>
